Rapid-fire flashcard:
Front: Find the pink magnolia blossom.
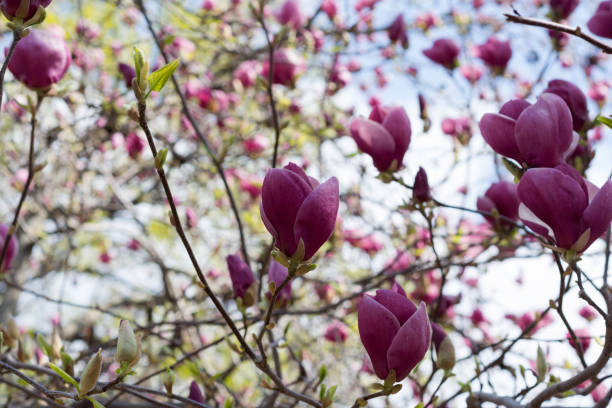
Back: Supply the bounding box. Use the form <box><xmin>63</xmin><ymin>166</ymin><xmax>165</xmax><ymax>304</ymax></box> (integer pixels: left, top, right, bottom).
<box><xmin>8</xmin><ymin>28</ymin><xmax>71</xmax><ymax>89</ymax></box>
<box><xmin>260</xmin><ymin>163</ymin><xmax>339</xmax><ymax>260</ymax></box>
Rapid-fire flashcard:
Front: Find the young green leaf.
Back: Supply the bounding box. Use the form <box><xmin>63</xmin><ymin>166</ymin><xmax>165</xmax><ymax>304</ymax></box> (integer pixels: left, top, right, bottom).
<box><xmin>85</xmin><ymin>396</ymin><xmax>106</xmax><ymax>408</ymax></box>
<box><xmin>147</xmin><ymin>59</ymin><xmax>179</xmax><ymax>96</ymax></box>
<box><xmin>49</xmin><ymin>362</ymin><xmax>79</xmax><ymax>391</ymax></box>
<box><xmin>595</xmin><ymin>114</ymin><xmax>612</xmax><ymax>129</ymax></box>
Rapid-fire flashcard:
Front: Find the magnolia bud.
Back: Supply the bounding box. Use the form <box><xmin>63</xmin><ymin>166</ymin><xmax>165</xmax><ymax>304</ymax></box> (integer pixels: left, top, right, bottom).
<box><xmin>2</xmin><ymin>318</ymin><xmax>20</xmax><ymax>347</ymax></box>
<box><xmin>79</xmin><ymin>349</ymin><xmax>102</xmax><ymax>397</ymax></box>
<box><xmin>17</xmin><ymin>336</ymin><xmax>33</xmax><ymax>362</ymax></box>
<box><xmin>50</xmin><ymin>327</ymin><xmax>62</xmax><ymax>362</ymax></box>
<box><xmin>162</xmin><ymin>368</ymin><xmax>175</xmax><ymax>395</ymax></box>
<box><xmin>413</xmin><ymin>167</ymin><xmax>431</xmax><ymax>202</ymax></box>
<box><xmin>61</xmin><ymin>351</ymin><xmax>74</xmax><ymax>377</ymax></box>
<box><xmin>436</xmin><ymin>335</ymin><xmax>456</xmax><ymax>371</ymax></box>
<box><xmin>115</xmin><ymin>320</ymin><xmax>140</xmax><ymax>367</ymax></box>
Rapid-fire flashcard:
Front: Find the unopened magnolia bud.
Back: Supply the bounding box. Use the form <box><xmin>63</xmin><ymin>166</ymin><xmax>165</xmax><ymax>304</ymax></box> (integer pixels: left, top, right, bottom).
<box><xmin>116</xmin><ymin>320</ymin><xmax>140</xmax><ymax>366</ymax></box>
<box><xmin>17</xmin><ymin>336</ymin><xmax>33</xmax><ymax>362</ymax></box>
<box><xmin>162</xmin><ymin>368</ymin><xmax>174</xmax><ymax>395</ymax></box>
<box><xmin>413</xmin><ymin>167</ymin><xmax>431</xmax><ymax>202</ymax></box>
<box><xmin>61</xmin><ymin>351</ymin><xmax>74</xmax><ymax>377</ymax></box>
<box><xmin>79</xmin><ymin>349</ymin><xmax>102</xmax><ymax>397</ymax></box>
<box><xmin>4</xmin><ymin>318</ymin><xmax>21</xmax><ymax>346</ymax></box>
<box><xmin>50</xmin><ymin>327</ymin><xmax>62</xmax><ymax>362</ymax></box>
<box><xmin>436</xmin><ymin>335</ymin><xmax>455</xmax><ymax>371</ymax></box>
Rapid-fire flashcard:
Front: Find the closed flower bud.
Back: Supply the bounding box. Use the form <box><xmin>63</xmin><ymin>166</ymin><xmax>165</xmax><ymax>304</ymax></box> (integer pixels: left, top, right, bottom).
<box><xmin>432</xmin><ymin>323</ymin><xmax>455</xmax><ymax>370</ymax></box>
<box><xmin>50</xmin><ymin>326</ymin><xmax>62</xmax><ymax>361</ymax></box>
<box><xmin>118</xmin><ymin>62</ymin><xmax>136</xmax><ymax>88</ymax></box>
<box><xmin>17</xmin><ymin>335</ymin><xmax>33</xmax><ymax>362</ymax></box>
<box><xmin>518</xmin><ymin>164</ymin><xmax>612</xmax><ymax>251</ymax></box>
<box><xmin>475</xmin><ymin>37</ymin><xmax>512</xmax><ymax>72</ymax></box>
<box><xmin>116</xmin><ymin>320</ymin><xmax>140</xmax><ymax>367</ymax></box>
<box><xmin>2</xmin><ymin>317</ymin><xmax>20</xmax><ymax>346</ymax></box>
<box><xmin>8</xmin><ymin>27</ymin><xmax>71</xmax><ymax>90</ymax></box>
<box><xmin>162</xmin><ymin>369</ymin><xmax>174</xmax><ymax>395</ymax></box>
<box><xmin>350</xmin><ymin>106</ymin><xmax>411</xmax><ymax>173</ymax></box>
<box><xmin>260</xmin><ymin>163</ymin><xmax>339</xmax><ymax>260</ymax></box>
<box><xmin>0</xmin><ymin>223</ymin><xmax>18</xmax><ymax>271</ymax></box>
<box><xmin>423</xmin><ymin>39</ymin><xmax>459</xmax><ymax>69</ymax></box>
<box><xmin>476</xmin><ymin>180</ymin><xmax>519</xmax><ymax>230</ymax></box>
<box><xmin>79</xmin><ymin>349</ymin><xmax>102</xmax><ymax>397</ymax></box>
<box><xmin>226</xmin><ymin>254</ymin><xmax>256</xmax><ymax>307</ymax></box>
<box><xmin>388</xmin><ymin>15</ymin><xmax>408</xmax><ymax>48</ymax></box>
<box><xmin>188</xmin><ymin>380</ymin><xmax>204</xmax><ymax>404</ymax></box>
<box><xmin>587</xmin><ymin>1</ymin><xmax>612</xmax><ymax>39</ymax></box>
<box><xmin>61</xmin><ymin>351</ymin><xmax>74</xmax><ymax>377</ymax></box>
<box><xmin>358</xmin><ymin>289</ymin><xmax>432</xmax><ymax>381</ymax></box>
<box><xmin>413</xmin><ymin>167</ymin><xmax>431</xmax><ymax>202</ymax></box>
<box><xmin>1</xmin><ymin>0</ymin><xmax>52</xmax><ymax>22</ymax></box>
<box><xmin>265</xmin><ymin>261</ymin><xmax>292</xmax><ymax>308</ymax></box>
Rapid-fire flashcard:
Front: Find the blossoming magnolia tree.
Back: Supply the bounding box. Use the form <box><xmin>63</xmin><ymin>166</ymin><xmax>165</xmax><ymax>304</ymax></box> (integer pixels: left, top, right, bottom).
<box><xmin>0</xmin><ymin>0</ymin><xmax>611</xmax><ymax>407</ymax></box>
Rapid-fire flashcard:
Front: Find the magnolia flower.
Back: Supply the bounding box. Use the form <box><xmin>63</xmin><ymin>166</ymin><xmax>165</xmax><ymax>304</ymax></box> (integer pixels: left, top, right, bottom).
<box><xmin>226</xmin><ymin>254</ymin><xmax>256</xmax><ymax>306</ymax></box>
<box><xmin>479</xmin><ymin>94</ymin><xmax>577</xmax><ymax>167</ymax></box>
<box><xmin>125</xmin><ymin>132</ymin><xmax>145</xmax><ymax>158</ymax></box>
<box><xmin>587</xmin><ymin>1</ymin><xmax>612</xmax><ymax>38</ymax></box>
<box><xmin>517</xmin><ymin>164</ymin><xmax>612</xmax><ymax>251</ymax></box>
<box><xmin>550</xmin><ymin>0</ymin><xmax>579</xmax><ymax>20</ymax></box>
<box><xmin>422</xmin><ymin>39</ymin><xmax>459</xmax><ymax>69</ymax></box>
<box><xmin>475</xmin><ymin>37</ymin><xmax>512</xmax><ymax>71</ymax></box>
<box><xmin>234</xmin><ymin>60</ymin><xmax>260</xmax><ymax>88</ymax></box>
<box><xmin>324</xmin><ymin>321</ymin><xmax>349</xmax><ymax>343</ymax></box>
<box><xmin>567</xmin><ymin>328</ymin><xmax>591</xmax><ymax>353</ymax></box>
<box><xmin>261</xmin><ymin>49</ymin><xmax>305</xmax><ymax>86</ymax></box>
<box><xmin>8</xmin><ymin>27</ymin><xmax>71</xmax><ymax>89</ymax></box>
<box><xmin>260</xmin><ymin>163</ymin><xmax>339</xmax><ymax>260</ymax></box>
<box><xmin>1</xmin><ymin>0</ymin><xmax>51</xmax><ymax>21</ymax></box>
<box><xmin>349</xmin><ymin>105</ymin><xmax>411</xmax><ymax>173</ymax></box>
<box><xmin>358</xmin><ymin>289</ymin><xmax>431</xmax><ymax>381</ymax></box>
<box><xmin>275</xmin><ymin>0</ymin><xmax>303</xmax><ymax>29</ymax></box>
<box><xmin>476</xmin><ymin>180</ymin><xmax>520</xmax><ymax>229</ymax></box>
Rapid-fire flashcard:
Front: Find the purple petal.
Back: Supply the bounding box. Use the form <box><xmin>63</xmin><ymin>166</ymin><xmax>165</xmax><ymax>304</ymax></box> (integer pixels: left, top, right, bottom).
<box><xmin>499</xmin><ymin>99</ymin><xmax>530</xmax><ymax>120</ymax></box>
<box><xmin>382</xmin><ymin>107</ymin><xmax>411</xmax><ymax>167</ymax></box>
<box><xmin>358</xmin><ymin>295</ymin><xmax>400</xmax><ymax>379</ymax></box>
<box><xmin>387</xmin><ymin>303</ymin><xmax>432</xmax><ymax>381</ymax></box>
<box><xmin>518</xmin><ymin>168</ymin><xmax>587</xmax><ymax>249</ymax></box>
<box><xmin>479</xmin><ymin>113</ymin><xmax>521</xmax><ymax>161</ymax></box>
<box><xmin>581</xmin><ymin>181</ymin><xmax>612</xmax><ymax>250</ymax></box>
<box><xmin>374</xmin><ymin>289</ymin><xmax>418</xmax><ymax>325</ymax></box>
<box><xmin>293</xmin><ymin>177</ymin><xmax>340</xmax><ymax>260</ymax></box>
<box><xmin>515</xmin><ymin>93</ymin><xmax>573</xmax><ymax>167</ymax></box>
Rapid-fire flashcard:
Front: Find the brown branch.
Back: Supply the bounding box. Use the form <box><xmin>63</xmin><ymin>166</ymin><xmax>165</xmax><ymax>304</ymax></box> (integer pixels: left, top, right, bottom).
<box><xmin>0</xmin><ymin>94</ymin><xmax>42</xmax><ymax>271</ymax></box>
<box><xmin>0</xmin><ymin>30</ymin><xmax>21</xmax><ymax>111</ymax></box>
<box><xmin>504</xmin><ymin>14</ymin><xmax>612</xmax><ymax>54</ymax></box>
<box><xmin>134</xmin><ymin>0</ymin><xmax>251</xmax><ymax>267</ymax></box>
